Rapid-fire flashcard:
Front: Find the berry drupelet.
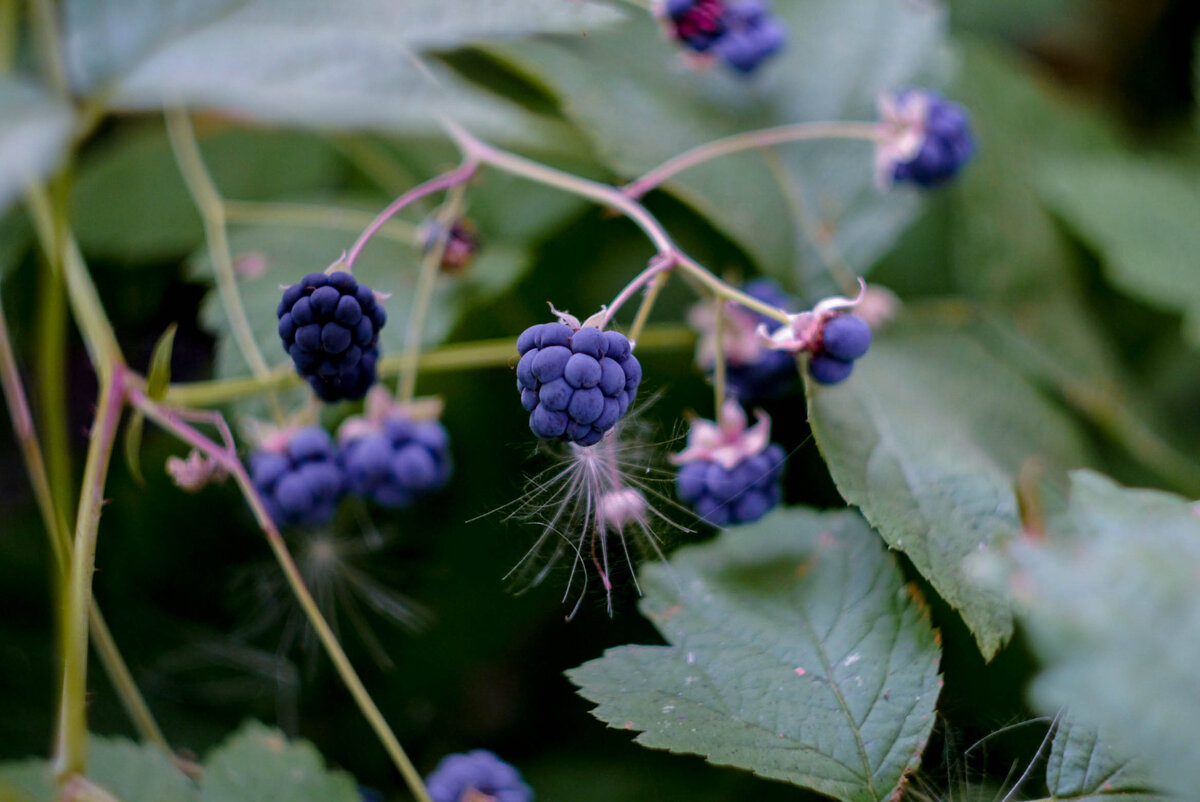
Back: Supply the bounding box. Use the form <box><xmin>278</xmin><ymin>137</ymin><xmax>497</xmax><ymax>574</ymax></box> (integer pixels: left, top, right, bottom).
<box><xmin>277</xmin><ymin>270</ymin><xmax>386</xmax><ymax>402</ymax></box>
<box><xmin>807</xmin><ymin>313</ymin><xmax>871</xmax><ymax>386</ymax></box>
<box><xmin>424</xmin><ymin>750</ymin><xmax>533</xmax><ymax>802</ymax></box>
<box><xmin>516</xmin><ymin>322</ymin><xmax>642</xmax><ymax>447</ymax></box>
<box><xmin>249</xmin><ymin>426</ymin><xmax>345</xmax><ymax>528</ymax></box>
<box><xmin>340</xmin><ymin>415</ymin><xmax>452</xmax><ymax>509</ymax></box>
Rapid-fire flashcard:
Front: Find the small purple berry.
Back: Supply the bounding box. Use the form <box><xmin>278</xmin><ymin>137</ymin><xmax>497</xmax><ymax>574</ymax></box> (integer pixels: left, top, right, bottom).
<box><xmin>424</xmin><ymin>750</ymin><xmax>532</xmax><ymax>802</ymax></box>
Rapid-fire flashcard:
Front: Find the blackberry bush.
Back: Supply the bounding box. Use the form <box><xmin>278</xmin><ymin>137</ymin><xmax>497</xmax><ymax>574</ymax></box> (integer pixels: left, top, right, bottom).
<box><xmin>515</xmin><ymin>322</ymin><xmax>642</xmax><ymax>446</ymax></box>
<box><xmin>249</xmin><ymin>426</ymin><xmax>345</xmax><ymax>528</ymax></box>
<box><xmin>276</xmin><ymin>270</ymin><xmax>386</xmax><ymax>402</ymax></box>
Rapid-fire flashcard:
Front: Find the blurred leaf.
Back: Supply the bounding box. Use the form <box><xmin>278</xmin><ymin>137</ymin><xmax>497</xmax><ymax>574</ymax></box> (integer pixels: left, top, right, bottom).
<box><xmin>72</xmin><ymin>124</ymin><xmax>345</xmax><ymax>263</ymax></box>
<box><xmin>199</xmin><ymin>721</ymin><xmax>358</xmax><ymax>802</ymax></box>
<box><xmin>569</xmin><ymin>508</ymin><xmax>942</xmax><ymax>802</ymax></box>
<box><xmin>1046</xmin><ymin>716</ymin><xmax>1163</xmax><ymax>801</ymax></box>
<box><xmin>1013</xmin><ymin>470</ymin><xmax>1200</xmax><ymax>798</ymax></box>
<box><xmin>0</xmin><ymin>736</ymin><xmax>198</xmax><ymax>802</ymax></box>
<box><xmin>123</xmin><ymin>408</ymin><xmax>146</xmax><ymax>485</ymax></box>
<box><xmin>807</xmin><ymin>318</ymin><xmax>1093</xmax><ymax>658</ymax></box>
<box><xmin>62</xmin><ymin>0</ymin><xmax>623</xmax><ymax>140</ymax></box>
<box><xmin>147</xmin><ymin>323</ymin><xmax>178</xmax><ymax>399</ymax></box>
<box><xmin>488</xmin><ymin>0</ymin><xmax>947</xmax><ymax>289</ymax></box>
<box><xmin>0</xmin><ymin>78</ymin><xmax>74</xmax><ymax>216</ymax></box>
<box><xmin>1036</xmin><ymin>155</ymin><xmax>1200</xmax><ymax>343</ymax></box>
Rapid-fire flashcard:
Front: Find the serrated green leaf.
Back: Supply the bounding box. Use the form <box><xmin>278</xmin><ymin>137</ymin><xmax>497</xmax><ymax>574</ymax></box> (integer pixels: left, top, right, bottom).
<box><xmin>806</xmin><ymin>318</ymin><xmax>1093</xmax><ymax>658</ymax></box>
<box><xmin>569</xmin><ymin>508</ymin><xmax>941</xmax><ymax>802</ymax></box>
<box><xmin>123</xmin><ymin>408</ymin><xmax>146</xmax><ymax>485</ymax></box>
<box><xmin>488</xmin><ymin>0</ymin><xmax>945</xmax><ymax>288</ymax></box>
<box><xmin>1036</xmin><ymin>155</ymin><xmax>1200</xmax><ymax>343</ymax></box>
<box><xmin>0</xmin><ymin>78</ymin><xmax>74</xmax><ymax>216</ymax></box>
<box><xmin>199</xmin><ymin>721</ymin><xmax>358</xmax><ymax>802</ymax></box>
<box><xmin>148</xmin><ymin>323</ymin><xmax>178</xmax><ymax>399</ymax></box>
<box><xmin>1013</xmin><ymin>470</ymin><xmax>1200</xmax><ymax>798</ymax></box>
<box><xmin>1045</xmin><ymin>716</ymin><xmax>1163</xmax><ymax>802</ymax></box>
<box><xmin>63</xmin><ymin>0</ymin><xmax>622</xmax><ymax>140</ymax></box>
<box><xmin>0</xmin><ymin>736</ymin><xmax>198</xmax><ymax>802</ymax></box>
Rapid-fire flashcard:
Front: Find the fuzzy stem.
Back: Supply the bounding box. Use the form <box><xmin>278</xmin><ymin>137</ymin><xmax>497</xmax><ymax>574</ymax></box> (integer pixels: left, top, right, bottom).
<box><xmin>55</xmin><ymin>369</ymin><xmax>125</xmax><ymax>783</ymax></box>
<box><xmin>397</xmin><ymin>184</ymin><xmax>466</xmax><ymax>403</ymax></box>
<box><xmin>129</xmin><ymin>391</ymin><xmax>433</xmax><ymax>802</ymax></box>
<box><xmin>165</xmin><ymin>107</ymin><xmax>273</xmax><ymax>380</ymax></box>
<box><xmin>224</xmin><ymin>200</ymin><xmax>418</xmax><ymax>244</ymax></box>
<box><xmin>623</xmin><ymin>121</ymin><xmax>884</xmax><ymax>199</ymax></box>
<box><xmin>345</xmin><ymin>161</ymin><xmax>479</xmax><ymax>269</ymax></box>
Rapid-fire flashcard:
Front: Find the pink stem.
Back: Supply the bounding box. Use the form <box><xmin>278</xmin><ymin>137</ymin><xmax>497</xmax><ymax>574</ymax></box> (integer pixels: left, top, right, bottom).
<box><xmin>601</xmin><ymin>253</ymin><xmax>676</xmax><ymax>328</ymax></box>
<box><xmin>344</xmin><ymin>160</ymin><xmax>479</xmax><ymax>269</ymax></box>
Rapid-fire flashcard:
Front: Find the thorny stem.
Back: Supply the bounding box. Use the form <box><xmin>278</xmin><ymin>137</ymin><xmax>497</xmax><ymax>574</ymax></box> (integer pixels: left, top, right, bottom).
<box><xmin>0</xmin><ymin>295</ymin><xmax>169</xmax><ymax>754</ymax></box>
<box><xmin>55</xmin><ymin>369</ymin><xmax>125</xmax><ymax>783</ymax></box>
<box><xmin>165</xmin><ymin>108</ymin><xmax>273</xmax><ymax>382</ymax></box>
<box><xmin>623</xmin><ymin>120</ymin><xmax>884</xmax><ymax>199</ymax></box>
<box><xmin>397</xmin><ymin>183</ymin><xmax>467</xmax><ymax>403</ymax></box>
<box><xmin>345</xmin><ymin>160</ymin><xmax>479</xmax><ymax>269</ymax></box>
<box><xmin>129</xmin><ymin>389</ymin><xmax>433</xmax><ymax>802</ymax></box>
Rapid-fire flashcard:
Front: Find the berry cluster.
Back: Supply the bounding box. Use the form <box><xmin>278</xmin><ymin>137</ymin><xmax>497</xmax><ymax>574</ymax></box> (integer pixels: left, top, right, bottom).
<box><xmin>277</xmin><ymin>271</ymin><xmax>386</xmax><ymax>402</ymax></box>
<box><xmin>516</xmin><ymin>323</ymin><xmax>642</xmax><ymax>447</ymax></box>
<box><xmin>341</xmin><ymin>416</ymin><xmax>453</xmax><ymax>509</ymax></box>
<box><xmin>250</xmin><ymin>426</ymin><xmax>344</xmax><ymax>528</ymax></box>
<box><xmin>727</xmin><ymin>279</ymin><xmax>800</xmax><ymax>399</ymax></box>
<box><xmin>664</xmin><ymin>0</ymin><xmax>785</xmax><ymax>74</ymax></box>
<box><xmin>807</xmin><ymin>313</ymin><xmax>871</xmax><ymax>385</ymax></box>
<box><xmin>677</xmin><ymin>442</ymin><xmax>785</xmax><ymax>527</ymax></box>
<box><xmin>424</xmin><ymin>750</ymin><xmax>533</xmax><ymax>802</ymax></box>
<box><xmin>885</xmin><ymin>90</ymin><xmax>975</xmax><ymax>188</ymax></box>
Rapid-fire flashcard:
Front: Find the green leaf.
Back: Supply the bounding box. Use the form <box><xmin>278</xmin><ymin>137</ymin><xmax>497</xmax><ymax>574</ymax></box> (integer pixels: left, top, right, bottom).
<box><xmin>72</xmin><ymin>124</ymin><xmax>345</xmax><ymax>263</ymax></box>
<box><xmin>568</xmin><ymin>508</ymin><xmax>942</xmax><ymax>802</ymax></box>
<box><xmin>147</xmin><ymin>323</ymin><xmax>178</xmax><ymax>399</ymax></box>
<box><xmin>199</xmin><ymin>721</ymin><xmax>358</xmax><ymax>802</ymax></box>
<box><xmin>1045</xmin><ymin>716</ymin><xmax>1163</xmax><ymax>802</ymax></box>
<box><xmin>0</xmin><ymin>736</ymin><xmax>198</xmax><ymax>802</ymax></box>
<box><xmin>1012</xmin><ymin>470</ymin><xmax>1200</xmax><ymax>798</ymax></box>
<box><xmin>63</xmin><ymin>0</ymin><xmax>623</xmax><ymax>139</ymax></box>
<box><xmin>806</xmin><ymin>318</ymin><xmax>1093</xmax><ymax>658</ymax></box>
<box><xmin>123</xmin><ymin>408</ymin><xmax>146</xmax><ymax>485</ymax></box>
<box><xmin>0</xmin><ymin>78</ymin><xmax>74</xmax><ymax>216</ymax></box>
<box><xmin>488</xmin><ymin>0</ymin><xmax>946</xmax><ymax>287</ymax></box>
<box><xmin>1036</xmin><ymin>155</ymin><xmax>1200</xmax><ymax>343</ymax></box>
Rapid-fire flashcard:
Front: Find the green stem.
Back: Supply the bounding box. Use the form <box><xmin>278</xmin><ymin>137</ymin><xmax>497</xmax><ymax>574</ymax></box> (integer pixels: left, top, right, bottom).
<box><xmin>712</xmin><ymin>299</ymin><xmax>726</xmax><ymax>412</ymax></box>
<box><xmin>628</xmin><ymin>269</ymin><xmax>669</xmax><ymax>345</ymax></box>
<box><xmin>28</xmin><ymin>0</ymin><xmax>68</xmax><ymax>97</ymax></box>
<box><xmin>55</xmin><ymin>368</ymin><xmax>125</xmax><ymax>783</ymax></box>
<box><xmin>35</xmin><ymin>232</ymin><xmax>73</xmax><ymax>530</ymax></box>
<box><xmin>130</xmin><ymin>391</ymin><xmax>432</xmax><ymax>802</ymax></box>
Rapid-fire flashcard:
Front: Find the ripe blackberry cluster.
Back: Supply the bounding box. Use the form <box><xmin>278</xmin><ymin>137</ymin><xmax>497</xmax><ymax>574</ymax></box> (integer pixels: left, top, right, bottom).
<box><xmin>276</xmin><ymin>271</ymin><xmax>386</xmax><ymax>402</ymax></box>
<box><xmin>727</xmin><ymin>278</ymin><xmax>799</xmax><ymax>399</ymax></box>
<box><xmin>249</xmin><ymin>426</ymin><xmax>344</xmax><ymax>528</ymax></box>
<box><xmin>516</xmin><ymin>323</ymin><xmax>642</xmax><ymax>447</ymax></box>
<box><xmin>892</xmin><ymin>91</ymin><xmax>975</xmax><ymax>188</ymax></box>
<box><xmin>340</xmin><ymin>416</ymin><xmax>452</xmax><ymax>509</ymax></box>
<box><xmin>664</xmin><ymin>0</ymin><xmax>785</xmax><ymax>74</ymax></box>
<box><xmin>677</xmin><ymin>442</ymin><xmax>785</xmax><ymax>527</ymax></box>
<box><xmin>424</xmin><ymin>749</ymin><xmax>533</xmax><ymax>802</ymax></box>
<box><xmin>807</xmin><ymin>313</ymin><xmax>872</xmax><ymax>385</ymax></box>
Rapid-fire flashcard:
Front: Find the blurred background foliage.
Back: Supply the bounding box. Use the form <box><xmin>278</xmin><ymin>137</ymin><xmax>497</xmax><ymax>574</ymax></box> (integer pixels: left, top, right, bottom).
<box><xmin>1</xmin><ymin>0</ymin><xmax>1198</xmax><ymax>799</ymax></box>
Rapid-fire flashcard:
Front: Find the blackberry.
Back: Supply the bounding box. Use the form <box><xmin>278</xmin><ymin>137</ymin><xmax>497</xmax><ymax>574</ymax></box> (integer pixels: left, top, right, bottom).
<box><xmin>516</xmin><ymin>323</ymin><xmax>641</xmax><ymax>447</ymax></box>
<box><xmin>665</xmin><ymin>0</ymin><xmax>784</xmax><ymax>73</ymax></box>
<box><xmin>726</xmin><ymin>278</ymin><xmax>799</xmax><ymax>399</ymax></box>
<box><xmin>892</xmin><ymin>91</ymin><xmax>975</xmax><ymax>188</ymax></box>
<box><xmin>340</xmin><ymin>416</ymin><xmax>452</xmax><ymax>508</ymax></box>
<box><xmin>807</xmin><ymin>313</ymin><xmax>871</xmax><ymax>385</ymax></box>
<box><xmin>665</xmin><ymin>0</ymin><xmax>726</xmax><ymax>52</ymax></box>
<box><xmin>276</xmin><ymin>270</ymin><xmax>386</xmax><ymax>402</ymax></box>
<box><xmin>249</xmin><ymin>426</ymin><xmax>344</xmax><ymax>528</ymax></box>
<box><xmin>425</xmin><ymin>750</ymin><xmax>533</xmax><ymax>802</ymax></box>
<box><xmin>676</xmin><ymin>443</ymin><xmax>785</xmax><ymax>527</ymax></box>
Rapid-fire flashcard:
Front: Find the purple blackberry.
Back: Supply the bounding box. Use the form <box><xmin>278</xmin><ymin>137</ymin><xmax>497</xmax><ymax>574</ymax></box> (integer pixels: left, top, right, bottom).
<box><xmin>725</xmin><ymin>279</ymin><xmax>799</xmax><ymax>399</ymax></box>
<box><xmin>807</xmin><ymin>313</ymin><xmax>871</xmax><ymax>385</ymax></box>
<box><xmin>515</xmin><ymin>323</ymin><xmax>641</xmax><ymax>447</ymax></box>
<box><xmin>676</xmin><ymin>443</ymin><xmax>785</xmax><ymax>527</ymax></box>
<box><xmin>276</xmin><ymin>270</ymin><xmax>386</xmax><ymax>402</ymax></box>
<box><xmin>664</xmin><ymin>0</ymin><xmax>784</xmax><ymax>73</ymax></box>
<box><xmin>425</xmin><ymin>750</ymin><xmax>533</xmax><ymax>802</ymax></box>
<box><xmin>890</xmin><ymin>90</ymin><xmax>975</xmax><ymax>188</ymax></box>
<box><xmin>665</xmin><ymin>0</ymin><xmax>727</xmax><ymax>52</ymax></box>
<box><xmin>340</xmin><ymin>416</ymin><xmax>452</xmax><ymax>508</ymax></box>
<box><xmin>249</xmin><ymin>426</ymin><xmax>345</xmax><ymax>528</ymax></box>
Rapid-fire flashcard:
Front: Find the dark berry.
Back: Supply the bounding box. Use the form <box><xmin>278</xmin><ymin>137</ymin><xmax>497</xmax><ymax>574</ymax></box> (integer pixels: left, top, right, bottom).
<box><xmin>425</xmin><ymin>750</ymin><xmax>532</xmax><ymax>802</ymax></box>
<box><xmin>891</xmin><ymin>91</ymin><xmax>975</xmax><ymax>188</ymax></box>
<box><xmin>515</xmin><ymin>323</ymin><xmax>641</xmax><ymax>446</ymax></box>
<box><xmin>249</xmin><ymin>426</ymin><xmax>345</xmax><ymax>528</ymax></box>
<box><xmin>340</xmin><ymin>416</ymin><xmax>452</xmax><ymax>509</ymax></box>
<box><xmin>676</xmin><ymin>443</ymin><xmax>785</xmax><ymax>527</ymax></box>
<box><xmin>808</xmin><ymin>353</ymin><xmax>854</xmax><ymax>385</ymax></box>
<box><xmin>665</xmin><ymin>0</ymin><xmax>784</xmax><ymax>73</ymax></box>
<box><xmin>665</xmin><ymin>0</ymin><xmax>727</xmax><ymax>53</ymax></box>
<box><xmin>277</xmin><ymin>270</ymin><xmax>385</xmax><ymax>401</ymax></box>
<box><xmin>723</xmin><ymin>278</ymin><xmax>799</xmax><ymax>400</ymax></box>
<box><xmin>820</xmin><ymin>314</ymin><xmax>871</xmax><ymax>361</ymax></box>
